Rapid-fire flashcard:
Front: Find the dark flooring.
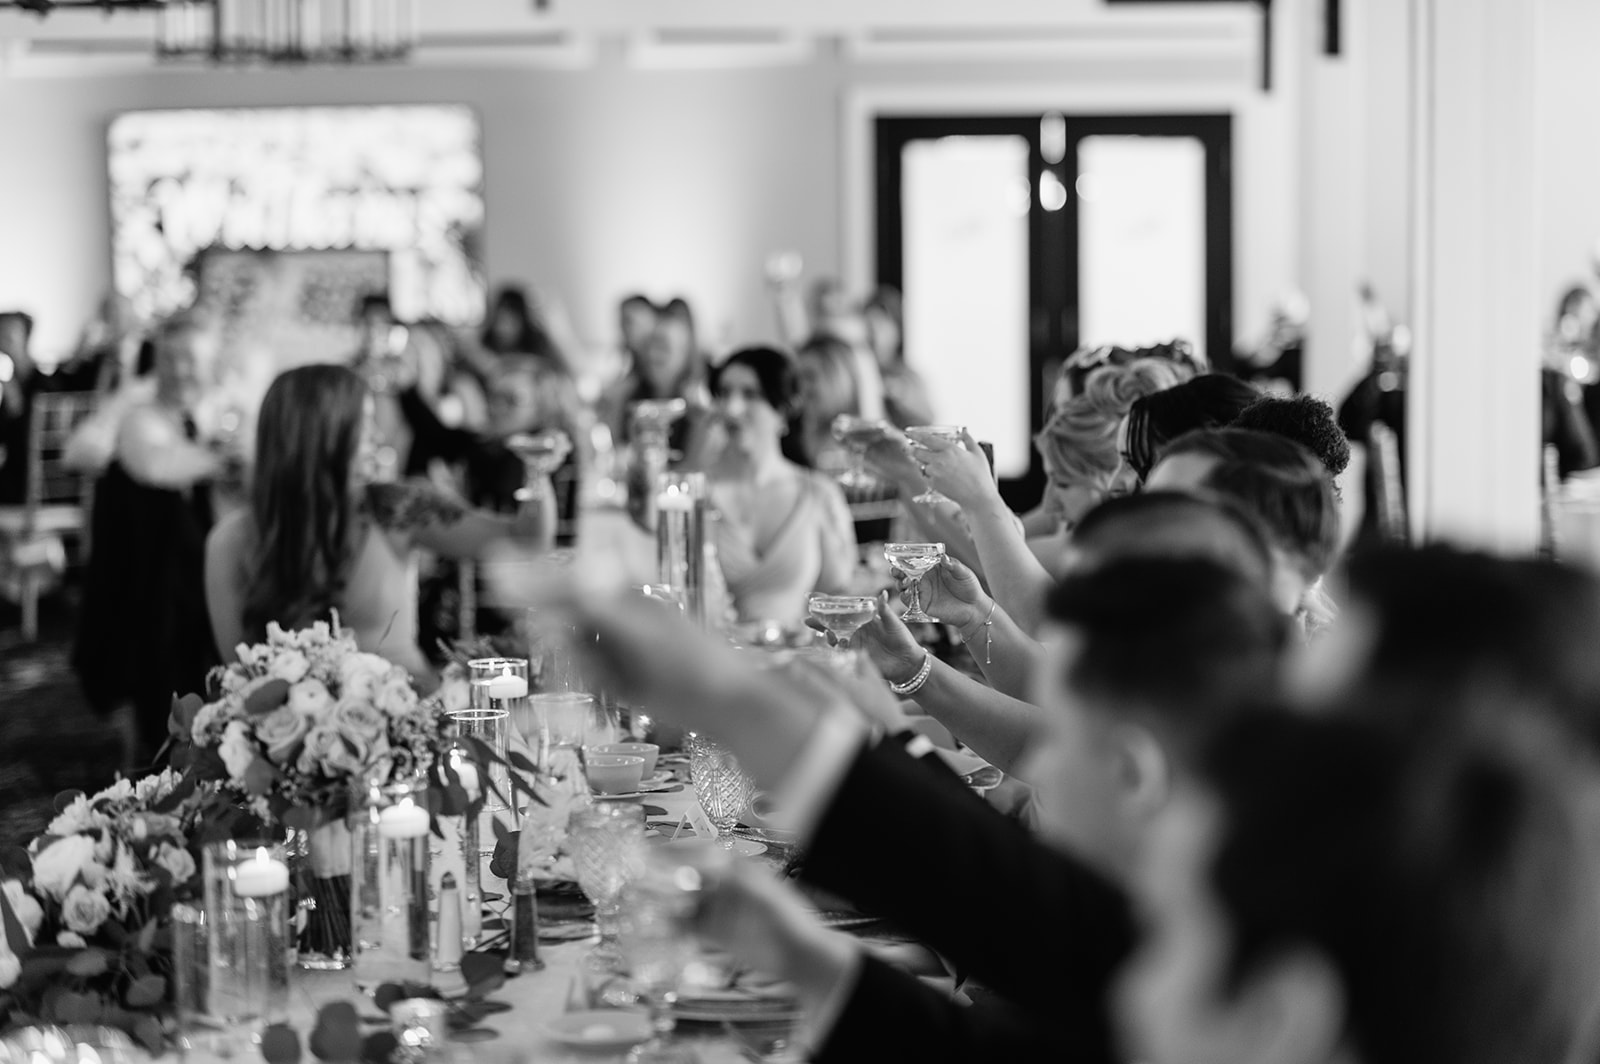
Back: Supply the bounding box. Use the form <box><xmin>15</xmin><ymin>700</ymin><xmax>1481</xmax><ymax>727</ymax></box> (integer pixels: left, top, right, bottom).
<box><xmin>0</xmin><ymin>585</ymin><xmax>123</xmax><ymax>852</ymax></box>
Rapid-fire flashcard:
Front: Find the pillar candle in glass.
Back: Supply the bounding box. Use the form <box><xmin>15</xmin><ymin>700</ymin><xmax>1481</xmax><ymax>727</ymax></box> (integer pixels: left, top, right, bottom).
<box><xmin>459</xmin><ymin>656</ymin><xmax>528</xmax><ymax>821</ymax></box>
<box><xmin>352</xmin><ymin>776</ymin><xmax>433</xmax><ymax>992</ymax></box>
<box><xmin>202</xmin><ymin>840</ymin><xmax>291</xmax><ymax>1037</ymax></box>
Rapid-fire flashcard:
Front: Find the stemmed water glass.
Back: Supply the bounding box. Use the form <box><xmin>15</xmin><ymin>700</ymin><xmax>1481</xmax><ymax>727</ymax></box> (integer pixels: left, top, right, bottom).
<box><xmin>618</xmin><ymin>852</ymin><xmax>704</xmax><ymax>1064</ymax></box>
<box><xmin>569</xmin><ymin>804</ymin><xmax>647</xmax><ymax>971</ymax></box>
<box><xmin>505</xmin><ymin>428</ymin><xmax>573</xmax><ymax>503</ymax></box>
<box><xmin>905</xmin><ymin>425</ymin><xmax>967</xmax><ymax>505</ymax></box>
<box><xmin>688</xmin><ymin>737</ymin><xmax>754</xmax><ymax>849</ymax></box>
<box><xmin>808</xmin><ymin>594</ymin><xmax>877</xmax><ymax>658</ymax></box>
<box><xmin>830</xmin><ymin>414</ymin><xmax>888</xmax><ymax>488</ymax></box>
<box><xmin>884</xmin><ymin>542</ymin><xmax>946</xmax><ymax>623</ymax></box>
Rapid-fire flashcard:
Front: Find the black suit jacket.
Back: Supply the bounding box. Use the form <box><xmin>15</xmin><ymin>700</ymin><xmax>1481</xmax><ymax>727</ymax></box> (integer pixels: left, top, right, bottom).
<box><xmin>801</xmin><ymin>740</ymin><xmax>1136</xmax><ymax>1064</ymax></box>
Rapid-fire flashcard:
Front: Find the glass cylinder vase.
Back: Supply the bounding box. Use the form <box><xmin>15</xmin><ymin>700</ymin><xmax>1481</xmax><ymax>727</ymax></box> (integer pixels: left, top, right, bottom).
<box><xmin>352</xmin><ymin>776</ymin><xmax>433</xmax><ymax>993</ymax></box>
<box><xmin>287</xmin><ymin>818</ymin><xmax>353</xmax><ymax>970</ymax></box>
<box><xmin>202</xmin><ymin>840</ymin><xmax>291</xmax><ymax>1035</ymax></box>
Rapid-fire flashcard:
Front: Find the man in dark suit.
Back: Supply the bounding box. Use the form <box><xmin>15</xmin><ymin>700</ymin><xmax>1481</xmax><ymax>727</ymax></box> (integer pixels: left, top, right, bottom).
<box><xmin>566</xmin><ymin>556</ymin><xmax>1288</xmax><ymax>1062</ymax></box>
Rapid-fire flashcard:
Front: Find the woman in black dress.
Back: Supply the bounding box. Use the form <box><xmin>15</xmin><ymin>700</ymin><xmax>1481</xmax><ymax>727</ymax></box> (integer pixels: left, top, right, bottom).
<box><xmin>72</xmin><ymin>315</ymin><xmax>227</xmax><ymax>768</ymax></box>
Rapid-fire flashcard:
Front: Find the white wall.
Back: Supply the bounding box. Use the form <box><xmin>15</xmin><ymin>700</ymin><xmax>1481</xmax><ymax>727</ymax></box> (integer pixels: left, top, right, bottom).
<box><xmin>1537</xmin><ymin>0</ymin><xmax>1600</xmax><ymax>313</ymax></box>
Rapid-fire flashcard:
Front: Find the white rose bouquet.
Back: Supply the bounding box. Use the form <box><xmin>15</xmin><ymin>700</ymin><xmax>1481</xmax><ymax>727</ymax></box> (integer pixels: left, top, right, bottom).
<box><xmin>0</xmin><ymin>770</ymin><xmax>209</xmax><ymax>1052</ymax></box>
<box><xmin>166</xmin><ymin>619</ymin><xmax>480</xmax><ymax>831</ymax></box>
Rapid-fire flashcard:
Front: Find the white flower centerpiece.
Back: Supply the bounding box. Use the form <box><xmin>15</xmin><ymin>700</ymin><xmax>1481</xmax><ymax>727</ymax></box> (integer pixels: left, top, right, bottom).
<box><xmin>0</xmin><ymin>771</ymin><xmax>208</xmax><ymax>1053</ymax></box>
<box><xmin>167</xmin><ymin>618</ymin><xmax>491</xmax><ymax>969</ymax></box>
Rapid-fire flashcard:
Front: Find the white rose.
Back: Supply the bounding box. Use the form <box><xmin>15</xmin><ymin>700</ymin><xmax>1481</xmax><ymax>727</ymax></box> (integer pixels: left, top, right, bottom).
<box><xmin>99</xmin><ymin>779</ymin><xmax>134</xmax><ymax>803</ymax></box>
<box><xmin>56</xmin><ymin>931</ymin><xmax>86</xmax><ymax>949</ymax></box>
<box><xmin>270</xmin><ymin>649</ymin><xmax>310</xmax><ymax>684</ymax></box>
<box><xmin>0</xmin><ymin>949</ymin><xmax>18</xmax><ymax>990</ymax></box>
<box><xmin>61</xmin><ymin>885</ymin><xmax>112</xmax><ymax>935</ymax></box>
<box><xmin>331</xmin><ymin>699</ymin><xmax>387</xmax><ymax>743</ymax></box>
<box><xmin>339</xmin><ymin>653</ymin><xmax>392</xmax><ymax>702</ymax></box>
<box><xmin>46</xmin><ymin>796</ymin><xmax>95</xmax><ymax>838</ymax></box>
<box><xmin>220</xmin><ymin>668</ymin><xmax>247</xmax><ymax>695</ymax></box>
<box><xmin>2</xmin><ymin>881</ymin><xmax>42</xmax><ymax>944</ymax></box>
<box><xmin>190</xmin><ymin>702</ymin><xmax>222</xmax><ymax>744</ymax></box>
<box><xmin>256</xmin><ymin>707</ymin><xmax>313</xmax><ymax>765</ymax></box>
<box><xmin>375</xmin><ymin>676</ymin><xmax>417</xmax><ymax>718</ymax></box>
<box><xmin>437</xmin><ymin>676</ymin><xmax>470</xmax><ymax>714</ymax></box>
<box><xmin>297</xmin><ymin>727</ymin><xmax>346</xmax><ymax>778</ymax></box>
<box><xmin>218</xmin><ymin>721</ymin><xmax>256</xmax><ymax>781</ymax></box>
<box><xmin>31</xmin><ymin>835</ymin><xmax>98</xmax><ymax>900</ymax></box>
<box><xmin>154</xmin><ymin>843</ymin><xmax>197</xmax><ymax>885</ymax></box>
<box><xmin>288</xmin><ymin>678</ymin><xmax>334</xmax><ymax>719</ymax></box>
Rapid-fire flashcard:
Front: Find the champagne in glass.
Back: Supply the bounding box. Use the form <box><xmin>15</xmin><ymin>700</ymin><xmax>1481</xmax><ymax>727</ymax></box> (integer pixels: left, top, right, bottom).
<box><xmin>505</xmin><ymin>429</ymin><xmax>572</xmax><ymax>502</ymax></box>
<box><xmin>905</xmin><ymin>425</ymin><xmax>967</xmax><ymax>505</ymax></box>
<box><xmin>884</xmin><ymin>542</ymin><xmax>946</xmax><ymax>623</ymax></box>
<box><xmin>830</xmin><ymin>415</ymin><xmax>888</xmax><ymax>488</ymax></box>
<box><xmin>808</xmin><ymin>594</ymin><xmax>878</xmax><ymax>655</ymax></box>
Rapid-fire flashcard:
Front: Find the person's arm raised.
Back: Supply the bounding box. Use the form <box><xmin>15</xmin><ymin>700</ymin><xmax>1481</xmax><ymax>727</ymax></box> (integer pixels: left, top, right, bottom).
<box><xmin>907</xmin><ymin>556</ymin><xmax>1046</xmax><ymax>699</ymax></box>
<box><xmin>853</xmin><ymin>597</ymin><xmax>1046</xmax><ymax>774</ymax></box>
<box><xmin>367</xmin><ymin>478</ymin><xmax>554</xmax><ymax>560</ymax></box>
<box><xmin>918</xmin><ymin>429</ymin><xmax>1054</xmax><ymax>633</ymax></box>
<box><xmin>115</xmin><ymin>405</ymin><xmax>222</xmax><ymax>490</ymax></box>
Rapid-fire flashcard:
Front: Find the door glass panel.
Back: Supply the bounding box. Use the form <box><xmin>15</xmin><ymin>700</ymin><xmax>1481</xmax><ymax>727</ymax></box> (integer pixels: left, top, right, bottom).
<box><xmin>902</xmin><ymin>135</ymin><xmax>1032</xmax><ymax>478</ymax></box>
<box><xmin>1077</xmin><ymin>135</ymin><xmax>1207</xmax><ymax>361</ymax></box>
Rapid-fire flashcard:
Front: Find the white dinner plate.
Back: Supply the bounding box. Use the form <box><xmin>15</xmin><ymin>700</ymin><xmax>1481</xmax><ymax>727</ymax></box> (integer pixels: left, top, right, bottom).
<box><xmin>544</xmin><ymin>1009</ymin><xmax>652</xmax><ymax>1050</ymax></box>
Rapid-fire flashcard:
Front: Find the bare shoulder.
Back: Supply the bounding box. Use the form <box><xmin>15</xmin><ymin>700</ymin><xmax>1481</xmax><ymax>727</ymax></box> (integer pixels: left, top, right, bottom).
<box><xmin>205</xmin><ymin>508</ymin><xmax>253</xmax><ymax>571</ymax></box>
<box><xmin>365</xmin><ymin>479</ymin><xmax>469</xmax><ymax>534</ymax></box>
<box><xmin>803</xmin><ymin>466</ymin><xmax>850</xmax><ymax>509</ymax></box>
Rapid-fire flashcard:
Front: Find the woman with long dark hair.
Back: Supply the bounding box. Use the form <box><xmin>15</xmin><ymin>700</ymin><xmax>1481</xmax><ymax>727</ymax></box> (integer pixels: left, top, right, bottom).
<box><xmin>204</xmin><ymin>363</ymin><xmax>555</xmax><ymax>685</ymax></box>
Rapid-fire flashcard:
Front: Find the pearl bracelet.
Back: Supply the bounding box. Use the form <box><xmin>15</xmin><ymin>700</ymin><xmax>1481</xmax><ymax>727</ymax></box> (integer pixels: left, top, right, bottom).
<box><xmin>889</xmin><ymin>651</ymin><xmax>933</xmax><ymax>697</ymax></box>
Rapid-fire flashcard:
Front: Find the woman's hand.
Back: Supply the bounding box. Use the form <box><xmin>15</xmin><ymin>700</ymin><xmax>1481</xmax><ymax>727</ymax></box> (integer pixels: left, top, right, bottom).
<box><xmin>902</xmin><ymin>555</ymin><xmax>990</xmax><ymax>636</ymax></box>
<box><xmin>854</xmin><ymin>592</ymin><xmax>927</xmax><ymax>686</ymax></box>
<box><xmin>915</xmin><ymin>429</ymin><xmax>1002</xmax><ymax>512</ymax></box>
<box><xmin>862</xmin><ymin>429</ymin><xmax>928</xmax><ymax>495</ymax></box>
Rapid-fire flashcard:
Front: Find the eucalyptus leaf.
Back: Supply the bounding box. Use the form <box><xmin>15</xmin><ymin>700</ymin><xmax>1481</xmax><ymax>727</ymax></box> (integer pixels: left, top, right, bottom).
<box><xmin>65</xmin><ymin>949</ymin><xmax>108</xmax><ymax>978</ymax></box>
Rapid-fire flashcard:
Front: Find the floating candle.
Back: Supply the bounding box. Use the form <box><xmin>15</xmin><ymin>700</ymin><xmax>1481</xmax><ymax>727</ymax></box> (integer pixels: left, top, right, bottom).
<box><xmin>232</xmin><ymin>850</ymin><xmax>290</xmax><ymax>897</ymax></box>
<box><xmin>378</xmin><ymin>800</ymin><xmax>432</xmax><ymax>839</ymax></box>
<box><xmin>655</xmin><ymin>489</ymin><xmax>693</xmax><ymax>512</ymax></box>
<box><xmin>486</xmin><ymin>672</ymin><xmax>529</xmax><ymax>701</ymax></box>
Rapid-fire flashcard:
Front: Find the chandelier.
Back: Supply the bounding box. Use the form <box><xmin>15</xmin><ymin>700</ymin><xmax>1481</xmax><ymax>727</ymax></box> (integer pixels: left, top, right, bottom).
<box><xmin>156</xmin><ymin>0</ymin><xmax>418</xmax><ymax>63</ymax></box>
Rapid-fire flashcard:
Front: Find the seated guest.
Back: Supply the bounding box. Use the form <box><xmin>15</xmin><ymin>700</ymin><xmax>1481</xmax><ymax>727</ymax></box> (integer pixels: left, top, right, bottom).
<box><xmin>1121</xmin><ymin>710</ymin><xmax>1600</xmax><ymax>1064</ymax></box>
<box><xmin>539</xmin><ymin>555</ymin><xmax>1288</xmax><ymax>1064</ymax></box>
<box><xmin>204</xmin><ymin>364</ymin><xmax>555</xmax><ymax>688</ymax></box>
<box><xmin>792</xmin><ymin>334</ymin><xmax>862</xmax><ymax>472</ymax></box>
<box><xmin>1229</xmin><ymin>393</ymin><xmax>1352</xmax><ymax>480</ymax></box>
<box><xmin>598</xmin><ymin>296</ymin><xmax>710</xmax><ymax>452</ymax></box>
<box><xmin>72</xmin><ymin>314</ymin><xmax>226</xmax><ymax>766</ymax></box>
<box><xmin>902</xmin><ymin>492</ymin><xmax>1278</xmax><ymax>701</ymax></box>
<box><xmin>894</xmin><ymin>358</ymin><xmax>1184</xmax><ymax>630</ymax></box>
<box><xmin>481</xmin><ymin>284</ymin><xmax>567</xmax><ymax>368</ymax></box>
<box><xmin>1145</xmin><ymin>428</ymin><xmax>1341</xmax><ymax>628</ymax></box>
<box><xmin>706</xmin><ymin>347</ymin><xmax>857</xmax><ymax>626</ymax></box>
<box><xmin>1120</xmin><ymin>372</ymin><xmax>1261</xmax><ymax>485</ymax></box>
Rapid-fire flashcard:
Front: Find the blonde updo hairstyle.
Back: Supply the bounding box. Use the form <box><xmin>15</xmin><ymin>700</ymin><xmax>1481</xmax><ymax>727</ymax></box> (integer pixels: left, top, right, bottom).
<box><xmin>1035</xmin><ymin>357</ymin><xmax>1187</xmax><ymax>493</ymax></box>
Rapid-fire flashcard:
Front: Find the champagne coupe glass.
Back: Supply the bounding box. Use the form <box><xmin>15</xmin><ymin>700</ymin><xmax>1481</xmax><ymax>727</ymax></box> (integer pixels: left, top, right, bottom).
<box><xmin>905</xmin><ymin>425</ymin><xmax>967</xmax><ymax>505</ymax></box>
<box><xmin>884</xmin><ymin>542</ymin><xmax>946</xmax><ymax>623</ymax></box>
<box><xmin>505</xmin><ymin>428</ymin><xmax>573</xmax><ymax>503</ymax></box>
<box><xmin>569</xmin><ymin>804</ymin><xmax>646</xmax><ymax>970</ymax></box>
<box><xmin>831</xmin><ymin>414</ymin><xmax>888</xmax><ymax>488</ymax></box>
<box><xmin>688</xmin><ymin>738</ymin><xmax>754</xmax><ymax>849</ymax></box>
<box><xmin>808</xmin><ymin>594</ymin><xmax>878</xmax><ymax>657</ymax></box>
<box><xmin>619</xmin><ymin>853</ymin><xmax>704</xmax><ymax>1064</ymax></box>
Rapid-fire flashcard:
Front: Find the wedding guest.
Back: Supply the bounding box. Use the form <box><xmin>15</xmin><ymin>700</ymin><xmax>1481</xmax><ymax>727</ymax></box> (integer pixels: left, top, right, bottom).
<box><xmin>598</xmin><ymin>296</ymin><xmax>710</xmax><ymax>451</ymax></box>
<box><xmin>1121</xmin><ymin>710</ymin><xmax>1600</xmax><ymax>1064</ymax></box>
<box><xmin>540</xmin><ymin>555</ymin><xmax>1287</xmax><ymax>1064</ymax></box>
<box><xmin>792</xmin><ymin>334</ymin><xmax>862</xmax><ymax>471</ymax></box>
<box><xmin>618</xmin><ymin>294</ymin><xmax>657</xmax><ymax>370</ymax></box>
<box><xmin>203</xmin><ymin>363</ymin><xmax>556</xmax><ymax>688</ymax></box>
<box><xmin>1229</xmin><ymin>394</ymin><xmax>1352</xmax><ymax>479</ymax></box>
<box><xmin>1121</xmin><ymin>372</ymin><xmax>1261</xmax><ymax>484</ymax></box>
<box><xmin>1145</xmin><ymin>428</ymin><xmax>1340</xmax><ymax>625</ymax></box>
<box><xmin>706</xmin><ymin>346</ymin><xmax>856</xmax><ymax>625</ymax></box>
<box><xmin>909</xmin><ymin>358</ymin><xmax>1184</xmax><ymax>631</ymax></box>
<box><xmin>862</xmin><ymin>287</ymin><xmax>933</xmax><ymax>429</ymax></box>
<box><xmin>72</xmin><ymin>314</ymin><xmax>226</xmax><ymax>767</ymax></box>
<box><xmin>481</xmin><ymin>285</ymin><xmax>563</xmax><ymax>365</ymax></box>
<box><xmin>0</xmin><ymin>311</ymin><xmax>38</xmax><ymax>505</ymax></box>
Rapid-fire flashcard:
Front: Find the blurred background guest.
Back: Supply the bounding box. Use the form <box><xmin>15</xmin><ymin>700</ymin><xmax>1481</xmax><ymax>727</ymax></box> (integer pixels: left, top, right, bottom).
<box><xmin>706</xmin><ymin>346</ymin><xmax>856</xmax><ymax>626</ymax></box>
<box><xmin>71</xmin><ymin>314</ymin><xmax>227</xmax><ymax>769</ymax></box>
<box><xmin>204</xmin><ymin>363</ymin><xmax>556</xmax><ymax>689</ymax></box>
<box><xmin>792</xmin><ymin>334</ymin><xmax>863</xmax><ymax>473</ymax></box>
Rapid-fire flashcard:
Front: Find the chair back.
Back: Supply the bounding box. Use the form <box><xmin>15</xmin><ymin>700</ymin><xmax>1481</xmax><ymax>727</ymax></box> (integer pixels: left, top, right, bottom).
<box><xmin>27</xmin><ymin>391</ymin><xmax>98</xmax><ymax>533</ymax></box>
